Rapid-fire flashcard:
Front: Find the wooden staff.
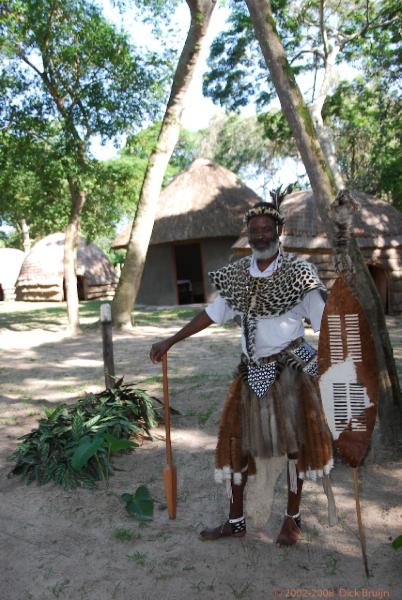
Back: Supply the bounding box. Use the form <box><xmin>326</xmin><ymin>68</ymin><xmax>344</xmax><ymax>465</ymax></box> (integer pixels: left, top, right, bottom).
<box><xmin>352</xmin><ymin>467</ymin><xmax>369</xmax><ymax>577</ymax></box>
<box><xmin>162</xmin><ymin>353</ymin><xmax>177</xmax><ymax>519</ymax></box>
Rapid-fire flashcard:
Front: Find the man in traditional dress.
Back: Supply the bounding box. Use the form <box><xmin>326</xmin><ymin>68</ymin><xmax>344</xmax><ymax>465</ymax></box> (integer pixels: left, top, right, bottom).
<box><xmin>150</xmin><ymin>195</ymin><xmax>335</xmax><ymax>546</ymax></box>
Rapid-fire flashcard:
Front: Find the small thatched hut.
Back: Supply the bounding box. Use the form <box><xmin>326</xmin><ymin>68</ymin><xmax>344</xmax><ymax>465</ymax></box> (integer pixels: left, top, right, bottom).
<box><xmin>232</xmin><ymin>190</ymin><xmax>402</xmax><ymax>315</ymax></box>
<box><xmin>113</xmin><ymin>158</ymin><xmax>263</xmax><ymax>305</ymax></box>
<box><xmin>16</xmin><ymin>232</ymin><xmax>118</xmax><ymax>302</ymax></box>
<box><xmin>0</xmin><ymin>248</ymin><xmax>25</xmax><ymax>301</ymax></box>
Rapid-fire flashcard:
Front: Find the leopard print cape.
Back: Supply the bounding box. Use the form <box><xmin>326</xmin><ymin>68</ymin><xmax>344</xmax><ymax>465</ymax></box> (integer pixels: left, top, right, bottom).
<box><xmin>208</xmin><ymin>252</ymin><xmax>326</xmax><ymax>364</ymax></box>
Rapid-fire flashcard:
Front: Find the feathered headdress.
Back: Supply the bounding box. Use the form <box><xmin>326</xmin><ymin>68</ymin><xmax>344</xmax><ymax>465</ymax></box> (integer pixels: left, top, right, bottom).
<box><xmin>244</xmin><ymin>183</ymin><xmax>294</xmax><ymax>225</ymax></box>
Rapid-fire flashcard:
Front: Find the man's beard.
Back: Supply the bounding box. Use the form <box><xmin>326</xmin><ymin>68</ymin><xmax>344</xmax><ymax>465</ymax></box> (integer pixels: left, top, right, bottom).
<box><xmin>250</xmin><ymin>239</ymin><xmax>279</xmax><ymax>260</ymax></box>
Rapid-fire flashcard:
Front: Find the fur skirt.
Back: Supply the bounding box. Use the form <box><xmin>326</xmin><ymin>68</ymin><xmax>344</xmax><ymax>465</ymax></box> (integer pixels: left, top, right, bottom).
<box><xmin>214</xmin><ymin>358</ymin><xmax>334</xmax><ymax>486</ymax></box>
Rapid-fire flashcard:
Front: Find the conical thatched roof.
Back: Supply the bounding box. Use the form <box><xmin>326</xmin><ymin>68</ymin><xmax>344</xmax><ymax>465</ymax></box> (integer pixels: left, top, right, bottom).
<box><xmin>112</xmin><ymin>158</ymin><xmax>263</xmax><ymax>249</ymax></box>
<box><xmin>16</xmin><ymin>232</ymin><xmax>117</xmax><ymax>301</ymax></box>
<box><xmin>0</xmin><ymin>248</ymin><xmax>25</xmax><ymax>300</ymax></box>
<box><xmin>232</xmin><ymin>190</ymin><xmax>402</xmax><ymax>251</ymax></box>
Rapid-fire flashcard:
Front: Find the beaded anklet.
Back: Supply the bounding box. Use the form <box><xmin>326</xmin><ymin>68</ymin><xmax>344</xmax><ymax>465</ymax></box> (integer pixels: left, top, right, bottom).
<box><xmin>228</xmin><ymin>515</ymin><xmax>246</xmax><ymax>534</ymax></box>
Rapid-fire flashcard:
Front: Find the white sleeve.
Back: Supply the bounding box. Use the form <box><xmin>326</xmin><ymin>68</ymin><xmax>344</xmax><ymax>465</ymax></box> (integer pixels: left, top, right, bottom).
<box><xmin>205</xmin><ymin>293</ymin><xmax>237</xmax><ymax>324</ymax></box>
<box><xmin>300</xmin><ymin>289</ymin><xmax>326</xmax><ymax>332</ymax></box>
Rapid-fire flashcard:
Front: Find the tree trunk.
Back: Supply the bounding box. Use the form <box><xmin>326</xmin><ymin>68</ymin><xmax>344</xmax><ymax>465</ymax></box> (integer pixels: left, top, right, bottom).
<box><xmin>111</xmin><ymin>0</ymin><xmax>217</xmax><ymax>330</ymax></box>
<box><xmin>64</xmin><ymin>178</ymin><xmax>86</xmax><ymax>336</ymax></box>
<box><xmin>20</xmin><ymin>218</ymin><xmax>31</xmax><ymax>254</ymax></box>
<box><xmin>245</xmin><ymin>0</ymin><xmax>402</xmax><ymax>449</ymax></box>
<box><xmin>309</xmin><ymin>42</ymin><xmax>345</xmax><ymax>190</ymax></box>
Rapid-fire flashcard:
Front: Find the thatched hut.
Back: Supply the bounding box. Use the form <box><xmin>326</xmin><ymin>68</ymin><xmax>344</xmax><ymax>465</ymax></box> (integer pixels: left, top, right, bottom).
<box><xmin>112</xmin><ymin>158</ymin><xmax>262</xmax><ymax>305</ymax></box>
<box><xmin>16</xmin><ymin>232</ymin><xmax>117</xmax><ymax>301</ymax></box>
<box><xmin>232</xmin><ymin>190</ymin><xmax>402</xmax><ymax>315</ymax></box>
<box><xmin>0</xmin><ymin>248</ymin><xmax>25</xmax><ymax>301</ymax></box>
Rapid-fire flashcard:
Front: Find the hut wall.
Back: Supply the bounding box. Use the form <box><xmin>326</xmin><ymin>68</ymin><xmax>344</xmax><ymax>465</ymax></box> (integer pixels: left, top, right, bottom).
<box><xmin>16</xmin><ymin>282</ymin><xmax>64</xmax><ymax>301</ymax></box>
<box><xmin>201</xmin><ymin>237</ymin><xmax>237</xmax><ymax>302</ymax></box>
<box><xmin>86</xmin><ymin>284</ymin><xmax>117</xmax><ymax>301</ymax></box>
<box><xmin>136</xmin><ymin>244</ymin><xmax>177</xmax><ymax>306</ymax></box>
<box><xmin>361</xmin><ymin>246</ymin><xmax>402</xmax><ymax>315</ymax></box>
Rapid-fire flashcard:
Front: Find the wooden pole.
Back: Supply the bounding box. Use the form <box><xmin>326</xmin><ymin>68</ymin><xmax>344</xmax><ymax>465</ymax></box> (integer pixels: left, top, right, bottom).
<box><xmin>100</xmin><ymin>303</ymin><xmax>115</xmax><ymax>389</ymax></box>
<box><xmin>352</xmin><ymin>467</ymin><xmax>370</xmax><ymax>577</ymax></box>
<box><xmin>162</xmin><ymin>353</ymin><xmax>177</xmax><ymax>519</ymax></box>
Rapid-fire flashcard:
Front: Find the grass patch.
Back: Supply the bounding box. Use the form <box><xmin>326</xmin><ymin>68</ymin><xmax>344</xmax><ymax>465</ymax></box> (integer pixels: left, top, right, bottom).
<box><xmin>0</xmin><ymin>416</ymin><xmax>18</xmax><ymax>425</ymax></box>
<box><xmin>113</xmin><ymin>528</ymin><xmax>142</xmax><ymax>542</ymax></box>
<box><xmin>186</xmin><ymin>403</ymin><xmax>216</xmax><ymax>426</ymax></box>
<box><xmin>61</xmin><ymin>384</ymin><xmax>88</xmax><ymax>394</ymax></box>
<box><xmin>136</xmin><ymin>375</ymin><xmax>162</xmax><ymax>386</ymax></box>
<box><xmin>132</xmin><ymin>307</ymin><xmax>200</xmax><ymax>325</ymax></box>
<box><xmin>0</xmin><ymin>301</ymin><xmax>102</xmax><ymax>331</ymax></box>
<box><xmin>0</xmin><ymin>301</ymin><xmax>201</xmax><ymax>331</ymax></box>
<box><xmin>127</xmin><ymin>551</ymin><xmax>147</xmax><ymax>565</ymax></box>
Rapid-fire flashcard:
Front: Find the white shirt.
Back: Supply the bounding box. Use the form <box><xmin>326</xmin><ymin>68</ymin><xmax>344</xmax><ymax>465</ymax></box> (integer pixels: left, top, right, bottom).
<box><xmin>205</xmin><ymin>255</ymin><xmax>325</xmax><ymax>359</ymax></box>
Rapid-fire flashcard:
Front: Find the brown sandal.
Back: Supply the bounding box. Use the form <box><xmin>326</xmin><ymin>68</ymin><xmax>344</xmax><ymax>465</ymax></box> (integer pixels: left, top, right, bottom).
<box><xmin>276</xmin><ymin>514</ymin><xmax>302</xmax><ymax>546</ymax></box>
<box><xmin>200</xmin><ymin>517</ymin><xmax>246</xmax><ymax>541</ymax></box>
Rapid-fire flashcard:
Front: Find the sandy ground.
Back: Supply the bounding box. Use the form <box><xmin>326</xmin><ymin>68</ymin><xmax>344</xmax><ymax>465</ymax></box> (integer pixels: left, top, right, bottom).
<box><xmin>0</xmin><ymin>304</ymin><xmax>401</xmax><ymax>600</ymax></box>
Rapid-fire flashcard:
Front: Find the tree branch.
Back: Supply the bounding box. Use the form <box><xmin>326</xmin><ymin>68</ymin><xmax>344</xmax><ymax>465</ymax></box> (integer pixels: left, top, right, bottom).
<box><xmin>290</xmin><ymin>47</ymin><xmax>324</xmax><ymax>64</ymax></box>
<box><xmin>319</xmin><ymin>0</ymin><xmax>329</xmax><ymax>61</ymax></box>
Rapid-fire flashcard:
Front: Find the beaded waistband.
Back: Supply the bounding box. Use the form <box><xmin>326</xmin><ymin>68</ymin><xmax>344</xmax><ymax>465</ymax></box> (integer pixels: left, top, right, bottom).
<box><xmin>240</xmin><ymin>336</ymin><xmax>304</xmax><ymax>365</ymax></box>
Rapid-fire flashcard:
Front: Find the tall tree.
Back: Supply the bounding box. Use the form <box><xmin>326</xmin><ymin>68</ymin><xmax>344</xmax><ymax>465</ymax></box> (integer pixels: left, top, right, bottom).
<box><xmin>244</xmin><ymin>0</ymin><xmax>402</xmax><ymax>448</ymax></box>
<box><xmin>112</xmin><ymin>0</ymin><xmax>217</xmax><ymax>329</ymax></box>
<box><xmin>1</xmin><ymin>0</ymin><xmax>166</xmax><ymax>334</ymax></box>
<box><xmin>204</xmin><ymin>0</ymin><xmax>400</xmax><ymax>193</ymax></box>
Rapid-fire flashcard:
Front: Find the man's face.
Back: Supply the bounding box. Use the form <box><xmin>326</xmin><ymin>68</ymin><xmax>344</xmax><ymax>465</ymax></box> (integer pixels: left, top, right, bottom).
<box><xmin>247</xmin><ymin>214</ymin><xmax>281</xmax><ymax>260</ymax></box>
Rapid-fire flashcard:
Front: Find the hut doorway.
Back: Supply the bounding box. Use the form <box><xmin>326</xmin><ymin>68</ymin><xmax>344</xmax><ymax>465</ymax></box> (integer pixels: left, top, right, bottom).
<box><xmin>368</xmin><ymin>264</ymin><xmax>389</xmax><ymax>314</ymax></box>
<box><xmin>0</xmin><ymin>284</ymin><xmax>4</xmax><ymax>302</ymax></box>
<box><xmin>174</xmin><ymin>243</ymin><xmax>205</xmax><ymax>304</ymax></box>
<box><xmin>63</xmin><ymin>276</ymin><xmax>88</xmax><ymax>301</ymax></box>
<box><xmin>76</xmin><ymin>275</ymin><xmax>88</xmax><ymax>300</ymax></box>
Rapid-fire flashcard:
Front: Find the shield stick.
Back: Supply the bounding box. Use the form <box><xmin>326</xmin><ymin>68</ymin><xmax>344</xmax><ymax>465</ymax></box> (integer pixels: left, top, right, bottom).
<box><xmin>352</xmin><ymin>467</ymin><xmax>370</xmax><ymax>577</ymax></box>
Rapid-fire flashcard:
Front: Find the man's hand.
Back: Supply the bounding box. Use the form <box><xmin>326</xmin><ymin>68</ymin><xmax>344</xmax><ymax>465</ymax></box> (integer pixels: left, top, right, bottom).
<box><xmin>150</xmin><ymin>339</ymin><xmax>172</xmax><ymax>363</ymax></box>
<box><xmin>149</xmin><ymin>310</ymin><xmax>213</xmax><ymax>364</ymax></box>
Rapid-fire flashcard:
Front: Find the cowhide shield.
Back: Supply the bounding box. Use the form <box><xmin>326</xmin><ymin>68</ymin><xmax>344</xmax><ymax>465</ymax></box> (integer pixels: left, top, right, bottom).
<box><xmin>318</xmin><ymin>277</ymin><xmax>378</xmax><ymax>467</ymax></box>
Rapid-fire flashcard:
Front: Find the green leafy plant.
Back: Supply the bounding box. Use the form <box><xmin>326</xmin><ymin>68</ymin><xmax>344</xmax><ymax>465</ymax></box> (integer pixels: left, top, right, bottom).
<box><xmin>121</xmin><ymin>485</ymin><xmax>154</xmax><ymax>521</ymax></box>
<box><xmin>392</xmin><ymin>535</ymin><xmax>402</xmax><ymax>550</ymax></box>
<box><xmin>8</xmin><ymin>379</ymin><xmax>156</xmax><ymax>490</ymax></box>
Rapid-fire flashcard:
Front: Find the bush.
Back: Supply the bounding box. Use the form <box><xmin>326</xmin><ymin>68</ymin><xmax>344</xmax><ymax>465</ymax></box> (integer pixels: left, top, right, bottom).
<box><xmin>8</xmin><ymin>379</ymin><xmax>156</xmax><ymax>490</ymax></box>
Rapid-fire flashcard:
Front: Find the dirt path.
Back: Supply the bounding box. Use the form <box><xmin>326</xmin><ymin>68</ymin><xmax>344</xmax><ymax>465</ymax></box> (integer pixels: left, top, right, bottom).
<box><xmin>1</xmin><ymin>310</ymin><xmax>401</xmax><ymax>600</ymax></box>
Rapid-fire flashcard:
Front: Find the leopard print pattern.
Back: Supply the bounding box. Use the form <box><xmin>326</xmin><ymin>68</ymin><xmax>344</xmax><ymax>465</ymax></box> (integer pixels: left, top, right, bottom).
<box><xmin>209</xmin><ymin>253</ymin><xmax>325</xmax><ymax>364</ymax></box>
<box><xmin>208</xmin><ymin>253</ymin><xmax>325</xmax><ymax>318</ymax></box>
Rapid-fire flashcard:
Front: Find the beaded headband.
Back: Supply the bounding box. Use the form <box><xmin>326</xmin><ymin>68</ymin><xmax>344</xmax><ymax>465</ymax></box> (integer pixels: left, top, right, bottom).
<box><xmin>244</xmin><ymin>203</ymin><xmax>284</xmax><ymax>225</ymax></box>
<box><xmin>244</xmin><ymin>184</ymin><xmax>294</xmax><ymax>225</ymax></box>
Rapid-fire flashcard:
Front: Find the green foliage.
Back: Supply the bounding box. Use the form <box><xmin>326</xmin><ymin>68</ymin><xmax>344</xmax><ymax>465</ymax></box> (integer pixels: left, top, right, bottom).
<box><xmin>203</xmin><ymin>1</ymin><xmax>312</xmax><ymax>111</ymax></box>
<box><xmin>8</xmin><ymin>380</ymin><xmax>157</xmax><ymax>489</ymax></box>
<box><xmin>121</xmin><ymin>485</ymin><xmax>154</xmax><ymax>521</ymax></box>
<box><xmin>0</xmin><ymin>0</ymin><xmax>170</xmax><ymax>246</ymax></box>
<box><xmin>323</xmin><ymin>78</ymin><xmax>402</xmax><ymax>209</ymax></box>
<box><xmin>0</xmin><ymin>130</ymin><xmax>71</xmax><ymax>239</ymax></box>
<box><xmin>203</xmin><ymin>1</ymin><xmax>398</xmax><ymax>112</ymax></box>
<box><xmin>1</xmin><ymin>0</ymin><xmax>166</xmax><ymax>149</ymax></box>
<box><xmin>392</xmin><ymin>535</ymin><xmax>402</xmax><ymax>550</ymax></box>
<box><xmin>0</xmin><ymin>229</ymin><xmax>20</xmax><ymax>249</ymax></box>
